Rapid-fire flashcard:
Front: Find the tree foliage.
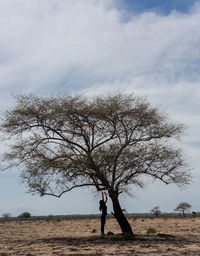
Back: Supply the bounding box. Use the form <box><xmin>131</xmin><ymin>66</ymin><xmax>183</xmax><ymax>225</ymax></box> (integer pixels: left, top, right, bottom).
<box><xmin>1</xmin><ymin>93</ymin><xmax>190</xmax><ymax>196</ymax></box>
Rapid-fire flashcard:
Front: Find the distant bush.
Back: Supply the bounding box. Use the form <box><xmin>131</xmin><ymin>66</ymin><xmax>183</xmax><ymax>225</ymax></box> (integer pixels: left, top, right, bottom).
<box><xmin>3</xmin><ymin>213</ymin><xmax>11</xmax><ymax>221</ymax></box>
<box><xmin>46</xmin><ymin>215</ymin><xmax>54</xmax><ymax>221</ymax></box>
<box><xmin>18</xmin><ymin>212</ymin><xmax>31</xmax><ymax>219</ymax></box>
<box><xmin>162</xmin><ymin>213</ymin><xmax>169</xmax><ymax>218</ymax></box>
<box><xmin>146</xmin><ymin>227</ymin><xmax>158</xmax><ymax>234</ymax></box>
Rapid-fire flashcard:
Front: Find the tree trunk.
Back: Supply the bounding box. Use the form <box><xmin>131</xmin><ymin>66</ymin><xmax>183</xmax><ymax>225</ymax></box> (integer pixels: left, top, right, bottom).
<box><xmin>109</xmin><ymin>191</ymin><xmax>133</xmax><ymax>235</ymax></box>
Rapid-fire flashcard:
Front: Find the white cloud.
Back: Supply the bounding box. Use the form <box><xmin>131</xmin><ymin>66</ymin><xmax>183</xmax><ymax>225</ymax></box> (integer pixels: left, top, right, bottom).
<box><xmin>0</xmin><ymin>0</ymin><xmax>200</xmax><ymax>214</ymax></box>
<box><xmin>0</xmin><ymin>0</ymin><xmax>200</xmax><ymax>96</ymax></box>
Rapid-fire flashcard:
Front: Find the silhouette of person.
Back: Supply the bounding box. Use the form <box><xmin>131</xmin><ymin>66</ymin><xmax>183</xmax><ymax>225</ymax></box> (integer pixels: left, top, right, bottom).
<box><xmin>99</xmin><ymin>191</ymin><xmax>108</xmax><ymax>236</ymax></box>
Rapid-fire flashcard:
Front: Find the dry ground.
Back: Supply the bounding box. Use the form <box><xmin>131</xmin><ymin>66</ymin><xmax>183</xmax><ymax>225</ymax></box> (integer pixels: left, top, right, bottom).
<box><xmin>0</xmin><ymin>217</ymin><xmax>200</xmax><ymax>255</ymax></box>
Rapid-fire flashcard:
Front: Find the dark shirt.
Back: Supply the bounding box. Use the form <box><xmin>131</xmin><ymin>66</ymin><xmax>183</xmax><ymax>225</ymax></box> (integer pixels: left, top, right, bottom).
<box><xmin>101</xmin><ymin>203</ymin><xmax>107</xmax><ymax>216</ymax></box>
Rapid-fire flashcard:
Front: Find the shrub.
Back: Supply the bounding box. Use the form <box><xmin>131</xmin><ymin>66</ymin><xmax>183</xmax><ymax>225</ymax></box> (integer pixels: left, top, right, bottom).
<box><xmin>18</xmin><ymin>212</ymin><xmax>31</xmax><ymax>219</ymax></box>
<box><xmin>3</xmin><ymin>213</ymin><xmax>11</xmax><ymax>221</ymax></box>
<box><xmin>146</xmin><ymin>227</ymin><xmax>158</xmax><ymax>234</ymax></box>
<box><xmin>122</xmin><ymin>232</ymin><xmax>134</xmax><ymax>240</ymax></box>
<box><xmin>46</xmin><ymin>215</ymin><xmax>54</xmax><ymax>221</ymax></box>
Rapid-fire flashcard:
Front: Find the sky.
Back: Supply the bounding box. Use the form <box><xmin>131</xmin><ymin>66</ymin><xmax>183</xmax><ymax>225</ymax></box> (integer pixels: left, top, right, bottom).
<box><xmin>0</xmin><ymin>0</ymin><xmax>200</xmax><ymax>216</ymax></box>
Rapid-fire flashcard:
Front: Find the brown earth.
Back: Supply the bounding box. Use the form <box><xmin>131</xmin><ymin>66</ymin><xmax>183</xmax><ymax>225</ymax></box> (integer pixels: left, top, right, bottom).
<box><xmin>0</xmin><ymin>217</ymin><xmax>200</xmax><ymax>255</ymax></box>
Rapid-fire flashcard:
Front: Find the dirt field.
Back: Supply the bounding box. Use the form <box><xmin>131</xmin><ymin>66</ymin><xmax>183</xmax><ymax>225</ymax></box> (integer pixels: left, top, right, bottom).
<box><xmin>0</xmin><ymin>217</ymin><xmax>200</xmax><ymax>255</ymax></box>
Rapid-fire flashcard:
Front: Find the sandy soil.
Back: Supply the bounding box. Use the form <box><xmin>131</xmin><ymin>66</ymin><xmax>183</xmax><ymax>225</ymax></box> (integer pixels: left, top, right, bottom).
<box><xmin>0</xmin><ymin>217</ymin><xmax>200</xmax><ymax>255</ymax></box>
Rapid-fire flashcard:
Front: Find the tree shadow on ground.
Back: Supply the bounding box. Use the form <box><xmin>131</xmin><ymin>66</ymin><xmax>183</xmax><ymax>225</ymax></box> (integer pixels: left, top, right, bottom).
<box><xmin>3</xmin><ymin>234</ymin><xmax>200</xmax><ymax>256</ymax></box>
<box><xmin>31</xmin><ymin>233</ymin><xmax>196</xmax><ymax>247</ymax></box>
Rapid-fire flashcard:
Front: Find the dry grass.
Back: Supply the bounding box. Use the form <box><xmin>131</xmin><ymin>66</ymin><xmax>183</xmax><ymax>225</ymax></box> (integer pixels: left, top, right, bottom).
<box><xmin>0</xmin><ymin>217</ymin><xmax>200</xmax><ymax>255</ymax></box>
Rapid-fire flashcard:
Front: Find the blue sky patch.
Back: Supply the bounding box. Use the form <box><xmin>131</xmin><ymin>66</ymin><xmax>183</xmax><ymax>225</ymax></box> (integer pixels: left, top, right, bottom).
<box><xmin>119</xmin><ymin>0</ymin><xmax>199</xmax><ymax>15</ymax></box>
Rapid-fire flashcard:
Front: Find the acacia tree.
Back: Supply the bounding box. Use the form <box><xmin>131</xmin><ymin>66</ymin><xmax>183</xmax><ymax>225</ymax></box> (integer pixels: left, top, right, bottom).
<box><xmin>0</xmin><ymin>93</ymin><xmax>191</xmax><ymax>235</ymax></box>
<box><xmin>151</xmin><ymin>206</ymin><xmax>161</xmax><ymax>218</ymax></box>
<box><xmin>175</xmin><ymin>202</ymin><xmax>192</xmax><ymax>217</ymax></box>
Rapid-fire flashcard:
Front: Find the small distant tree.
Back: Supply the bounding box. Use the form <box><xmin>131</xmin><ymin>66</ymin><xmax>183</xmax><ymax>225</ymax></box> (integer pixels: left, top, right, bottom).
<box><xmin>174</xmin><ymin>202</ymin><xmax>191</xmax><ymax>217</ymax></box>
<box><xmin>151</xmin><ymin>206</ymin><xmax>161</xmax><ymax>218</ymax></box>
<box><xmin>3</xmin><ymin>213</ymin><xmax>11</xmax><ymax>221</ymax></box>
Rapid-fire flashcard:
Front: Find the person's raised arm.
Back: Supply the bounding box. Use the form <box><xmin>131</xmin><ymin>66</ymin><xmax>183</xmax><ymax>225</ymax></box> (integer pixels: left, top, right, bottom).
<box><xmin>104</xmin><ymin>192</ymin><xmax>108</xmax><ymax>203</ymax></box>
<box><xmin>101</xmin><ymin>191</ymin><xmax>104</xmax><ymax>201</ymax></box>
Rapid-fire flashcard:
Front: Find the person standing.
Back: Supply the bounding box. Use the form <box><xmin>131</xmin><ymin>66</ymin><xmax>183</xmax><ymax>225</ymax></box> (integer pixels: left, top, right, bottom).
<box><xmin>99</xmin><ymin>191</ymin><xmax>108</xmax><ymax>236</ymax></box>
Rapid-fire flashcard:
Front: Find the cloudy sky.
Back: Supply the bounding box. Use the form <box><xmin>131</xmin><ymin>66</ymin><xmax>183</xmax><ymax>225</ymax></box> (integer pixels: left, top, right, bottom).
<box><xmin>0</xmin><ymin>0</ymin><xmax>200</xmax><ymax>216</ymax></box>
